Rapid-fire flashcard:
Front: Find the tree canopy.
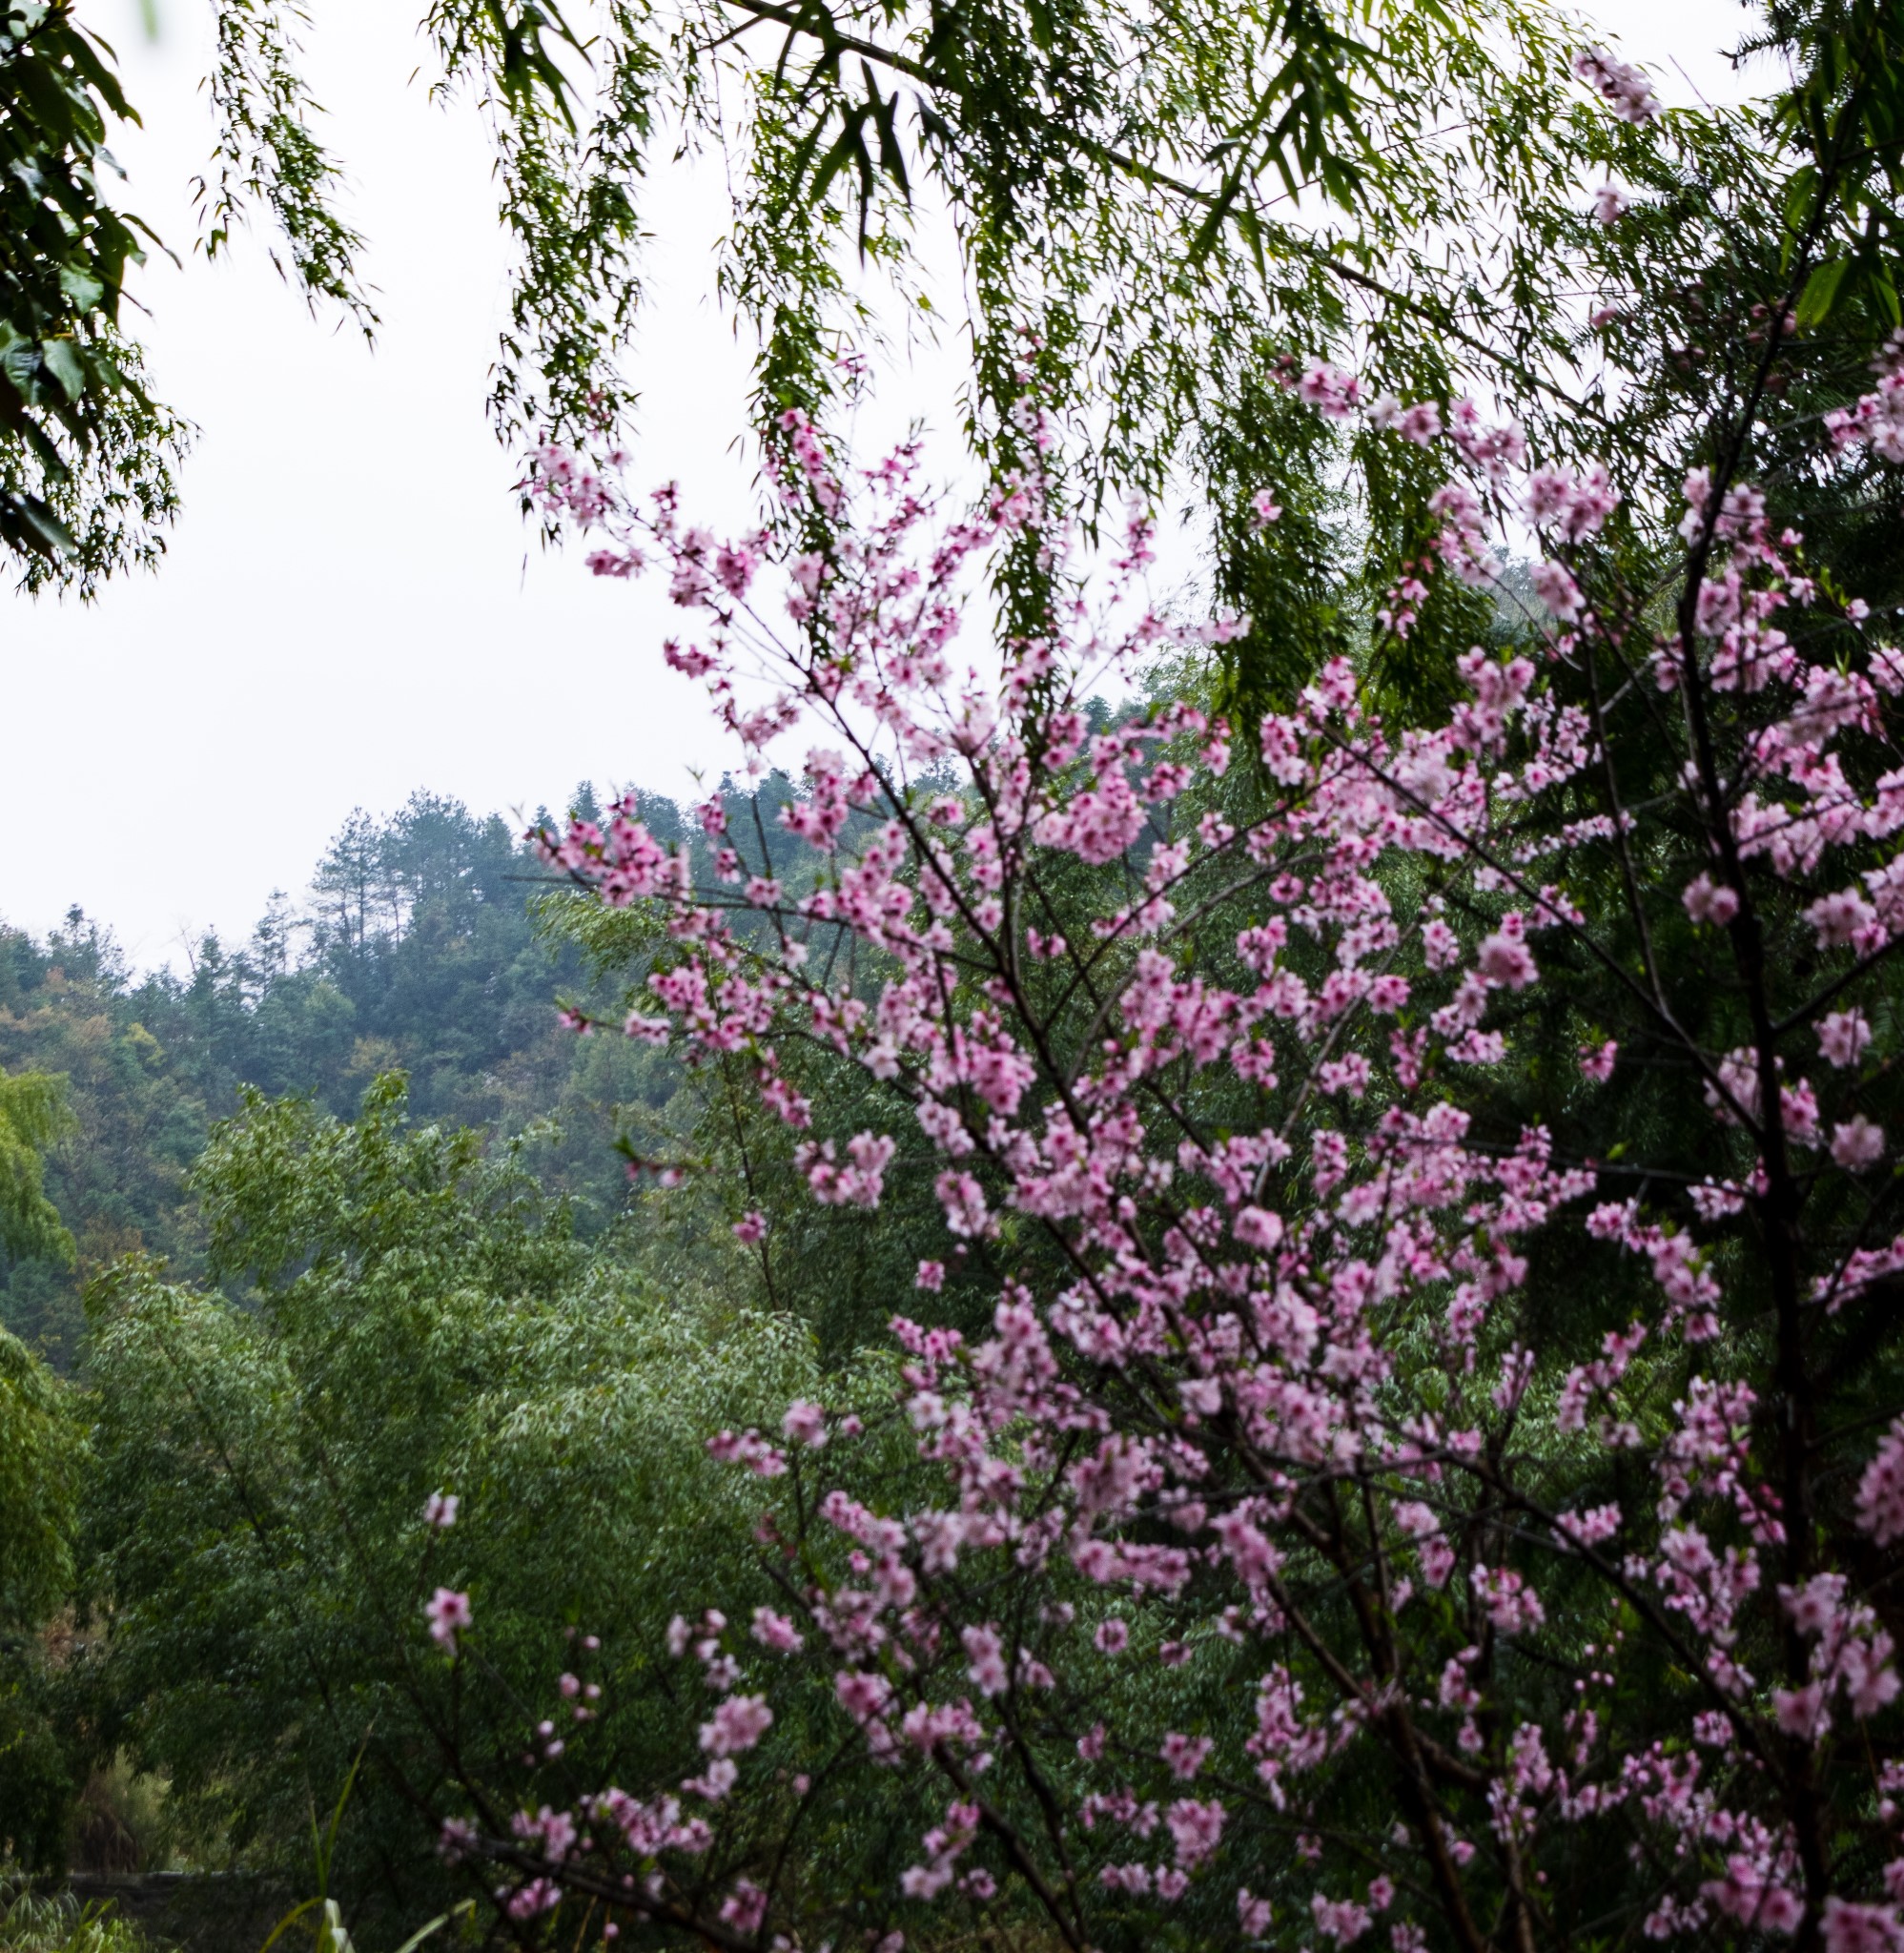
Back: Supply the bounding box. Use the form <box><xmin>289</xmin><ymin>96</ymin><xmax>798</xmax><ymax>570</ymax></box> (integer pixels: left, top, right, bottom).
<box><xmin>0</xmin><ymin>0</ymin><xmax>181</xmax><ymax>589</ymax></box>
<box><xmin>13</xmin><ymin>0</ymin><xmax>1896</xmax><ymax>648</ymax></box>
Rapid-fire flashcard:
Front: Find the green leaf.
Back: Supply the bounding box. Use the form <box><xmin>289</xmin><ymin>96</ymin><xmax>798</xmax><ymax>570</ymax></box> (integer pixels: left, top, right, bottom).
<box><xmin>0</xmin><ymin>490</ymin><xmax>77</xmax><ymax>560</ymax></box>
<box><xmin>36</xmin><ymin>335</ymin><xmax>85</xmax><ymax>401</ymax></box>
<box><xmin>57</xmin><ymin>264</ymin><xmax>104</xmax><ymax>312</ymax></box>
<box><xmin>1795</xmin><ymin>255</ymin><xmax>1850</xmax><ymax>331</ymax></box>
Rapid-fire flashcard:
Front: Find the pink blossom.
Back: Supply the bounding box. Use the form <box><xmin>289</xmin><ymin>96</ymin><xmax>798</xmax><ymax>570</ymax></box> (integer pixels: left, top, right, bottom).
<box><xmin>1398</xmin><ymin>401</ymin><xmax>1443</xmax><ymax>445</ymax></box>
<box><xmin>423</xmin><ymin>1491</ymin><xmax>459</xmax><ymax>1529</ymax></box>
<box><xmin>1772</xmin><ymin>1682</ymin><xmax>1827</xmax><ymax>1737</ymax></box>
<box><xmin>1704</xmin><ymin>1859</ymin><xmax>1804</xmax><ymax>1934</ymax></box>
<box><xmin>1298</xmin><ymin>361</ymin><xmax>1364</xmax><ymax>420</ymax></box>
<box><xmin>1832</xmin><ymin>1117</ymin><xmax>1887</xmax><ymax>1171</ymax></box>
<box><xmin>1476</xmin><ymin>923</ymin><xmax>1537</xmax><ymax>990</ymax></box>
<box><xmin>782</xmin><ymin>1400</ymin><xmax>829</xmax><ymax>1447</ymax></box>
<box><xmin>1781</xmin><ymin>1573</ymin><xmax>1846</xmax><ymax>1636</ymax></box>
<box><xmin>718</xmin><ymin>1881</ymin><xmax>768</xmax><ymax>1935</ymax></box>
<box><xmin>1233</xmin><ymin>1205</ymin><xmax>1284</xmax><ymax>1250</ymax></box>
<box><xmin>1858</xmin><ymin>1422</ymin><xmax>1904</xmax><ymax>1546</ymax></box>
<box><xmin>511</xmin><ymin>386</ymin><xmax>1904</xmax><ymax>1953</ymax></box>
<box><xmin>835</xmin><ymin>1669</ymin><xmax>895</xmax><ymax>1725</ymax></box>
<box><xmin>1100</xmin><ymin>1863</ymin><xmax>1153</xmax><ymax>1895</ymax></box>
<box><xmin>682</xmin><ymin>1757</ymin><xmax>738</xmax><ymax>1801</ymax></box>
<box><xmin>1783</xmin><ymin>1077</ymin><xmax>1822</xmax><ymax>1144</ymax></box>
<box><xmin>1806</xmin><ymin>886</ymin><xmax>1878</xmax><ymax>949</ymax></box>
<box><xmin>1165</xmin><ymin>1797</ymin><xmax>1226</xmax><ymax>1866</ymax></box>
<box><xmin>1530</xmin><ymin>560</ymin><xmax>1584</xmax><ymax>623</ymax></box>
<box><xmin>426</xmin><ymin>1587</ymin><xmax>472</xmax><ymax>1650</ymax></box>
<box><xmin>1578</xmin><ymin>1038</ymin><xmax>1618</xmax><ymax>1080</ymax></box>
<box><xmin>1238</xmin><ymin>1889</ymin><xmax>1273</xmax><ymax>1936</ymax></box>
<box><xmin>750</xmin><ymin>1608</ymin><xmax>804</xmax><ymax>1653</ymax></box>
<box><xmin>961</xmin><ymin>1624</ymin><xmax>1009</xmax><ymax>1696</ymax></box>
<box><xmin>706</xmin><ymin>1429</ymin><xmax>788</xmax><ymax>1476</ymax></box>
<box><xmin>1682</xmin><ymin>873</ymin><xmax>1738</xmax><ymax>926</ymax></box>
<box><xmin>1822</xmin><ymin>1900</ymin><xmax>1904</xmax><ymax>1953</ymax></box>
<box><xmin>1312</xmin><ymin>1894</ymin><xmax>1374</xmax><ymax>1945</ymax></box>
<box><xmin>934</xmin><ymin>1170</ymin><xmax>994</xmax><ymax>1239</ymax></box>
<box><xmin>1473</xmin><ymin>1566</ymin><xmax>1544</xmax><ymax>1634</ymax></box>
<box><xmin>1572</xmin><ymin>46</ymin><xmax>1660</xmax><ymax>122</ymax></box>
<box><xmin>507</xmin><ymin>1879</ymin><xmax>562</xmax><ymax>1920</ymax></box>
<box><xmin>1819</xmin><ymin>1010</ymin><xmax>1873</xmax><ymax>1068</ymax></box>
<box><xmin>1555</xmin><ymin>1502</ymin><xmax>1621</xmax><ymax>1547</ymax></box>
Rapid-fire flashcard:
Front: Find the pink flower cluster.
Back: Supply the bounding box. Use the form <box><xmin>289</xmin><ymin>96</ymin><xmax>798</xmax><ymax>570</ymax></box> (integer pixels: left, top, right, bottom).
<box><xmin>455</xmin><ymin>329</ymin><xmax>1904</xmax><ymax>1952</ymax></box>
<box><xmin>1570</xmin><ymin>45</ymin><xmax>1661</xmax><ymax>124</ymax></box>
<box><xmin>1827</xmin><ymin>331</ymin><xmax>1904</xmax><ymax>465</ymax></box>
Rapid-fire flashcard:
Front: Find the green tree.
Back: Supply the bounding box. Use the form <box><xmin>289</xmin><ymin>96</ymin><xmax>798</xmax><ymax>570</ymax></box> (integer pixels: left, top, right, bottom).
<box><xmin>0</xmin><ymin>1326</ymin><xmax>80</xmax><ymax>1634</ymax></box>
<box><xmin>0</xmin><ymin>0</ymin><xmax>183</xmax><ymax>589</ymax></box>
<box><xmin>0</xmin><ymin>1326</ymin><xmax>85</xmax><ymax>1873</ymax></box>
<box><xmin>0</xmin><ymin>1066</ymin><xmax>74</xmax><ymax>1267</ymax></box>
<box><xmin>82</xmin><ymin>1076</ymin><xmax>812</xmax><ymax>1915</ymax></box>
<box><xmin>0</xmin><ymin>916</ymin><xmax>215</xmax><ymax>1360</ymax></box>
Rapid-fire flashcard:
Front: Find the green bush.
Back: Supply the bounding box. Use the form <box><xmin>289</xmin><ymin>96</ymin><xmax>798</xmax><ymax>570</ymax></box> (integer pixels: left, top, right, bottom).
<box><xmin>82</xmin><ymin>1077</ymin><xmax>817</xmax><ymax>1918</ymax></box>
<box><xmin>0</xmin><ymin>1883</ymin><xmax>145</xmax><ymax>1953</ymax></box>
<box><xmin>0</xmin><ymin>1704</ymin><xmax>72</xmax><ymax>1873</ymax></box>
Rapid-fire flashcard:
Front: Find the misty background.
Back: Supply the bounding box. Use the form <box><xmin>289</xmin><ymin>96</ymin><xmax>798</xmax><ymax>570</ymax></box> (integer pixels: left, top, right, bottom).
<box><xmin>2</xmin><ymin>0</ymin><xmax>1754</xmax><ymax>968</ymax></box>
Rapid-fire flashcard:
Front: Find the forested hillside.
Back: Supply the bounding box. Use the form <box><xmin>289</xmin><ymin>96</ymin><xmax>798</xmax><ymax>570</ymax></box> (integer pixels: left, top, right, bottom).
<box><xmin>0</xmin><ymin>772</ymin><xmax>933</xmax><ymax>1900</ymax></box>
<box><xmin>0</xmin><ymin>789</ymin><xmax>686</xmax><ymax>1361</ymax></box>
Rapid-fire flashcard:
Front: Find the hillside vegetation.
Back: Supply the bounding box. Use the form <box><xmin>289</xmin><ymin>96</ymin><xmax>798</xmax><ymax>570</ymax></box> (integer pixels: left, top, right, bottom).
<box><xmin>0</xmin><ymin>789</ymin><xmax>683</xmax><ymax>1362</ymax></box>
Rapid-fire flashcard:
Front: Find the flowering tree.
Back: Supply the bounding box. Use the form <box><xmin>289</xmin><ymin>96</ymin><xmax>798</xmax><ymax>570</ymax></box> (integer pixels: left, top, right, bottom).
<box><xmin>400</xmin><ymin>33</ymin><xmax>1904</xmax><ymax>1953</ymax></box>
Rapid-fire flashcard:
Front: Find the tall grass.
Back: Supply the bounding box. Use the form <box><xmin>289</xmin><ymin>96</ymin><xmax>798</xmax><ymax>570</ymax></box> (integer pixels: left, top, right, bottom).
<box><xmin>0</xmin><ymin>1881</ymin><xmax>147</xmax><ymax>1953</ymax></box>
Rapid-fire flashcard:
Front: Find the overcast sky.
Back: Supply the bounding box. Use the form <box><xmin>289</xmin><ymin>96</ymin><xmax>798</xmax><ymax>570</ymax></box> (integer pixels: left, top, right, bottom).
<box><xmin>2</xmin><ymin>0</ymin><xmax>1757</xmax><ymax>971</ymax></box>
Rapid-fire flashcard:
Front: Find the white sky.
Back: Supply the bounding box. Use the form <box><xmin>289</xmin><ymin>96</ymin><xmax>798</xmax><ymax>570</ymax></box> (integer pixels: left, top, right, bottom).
<box><xmin>1</xmin><ymin>0</ymin><xmax>1758</xmax><ymax>971</ymax></box>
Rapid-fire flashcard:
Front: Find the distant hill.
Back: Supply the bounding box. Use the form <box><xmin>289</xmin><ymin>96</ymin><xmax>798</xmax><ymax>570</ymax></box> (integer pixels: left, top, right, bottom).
<box><xmin>0</xmin><ymin>787</ymin><xmax>680</xmax><ymax>1363</ymax></box>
